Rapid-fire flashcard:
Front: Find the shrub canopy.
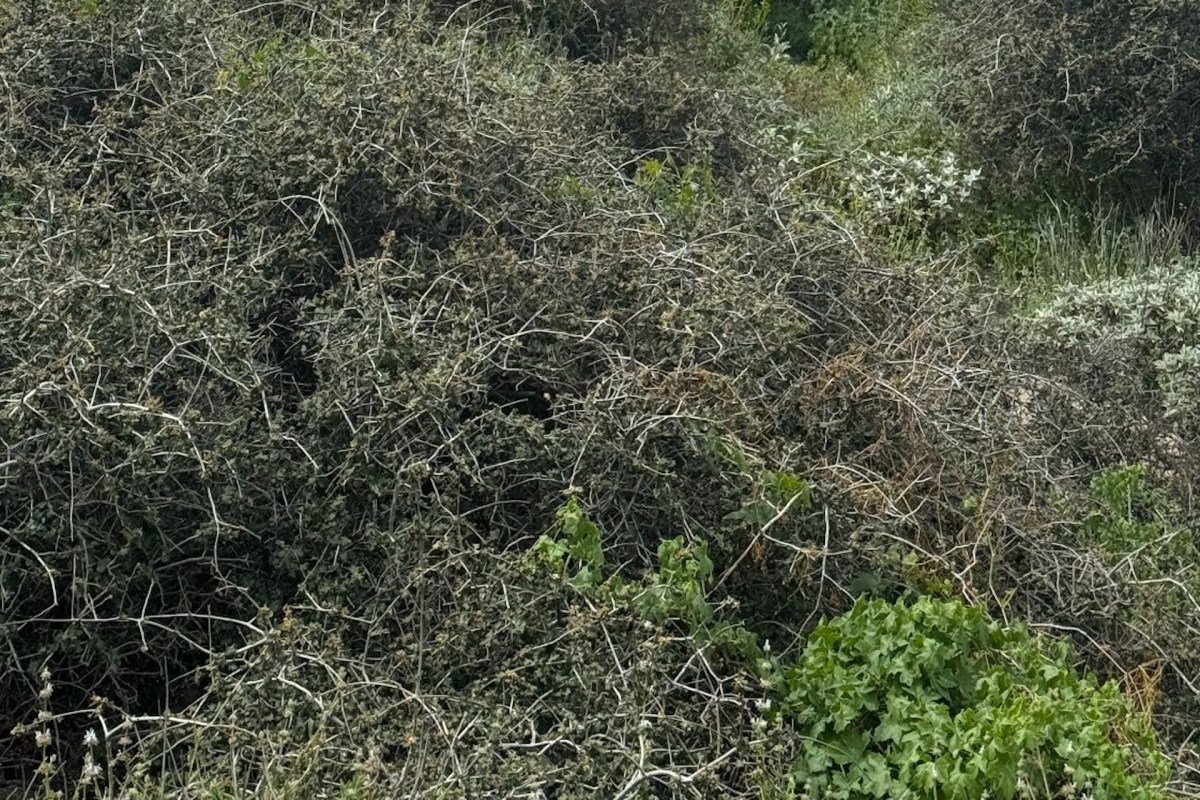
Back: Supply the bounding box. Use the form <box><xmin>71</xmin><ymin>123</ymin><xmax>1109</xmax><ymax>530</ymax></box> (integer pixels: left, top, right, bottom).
<box><xmin>1</xmin><ymin>0</ymin><xmax>1197</xmax><ymax>795</ymax></box>
<box><xmin>940</xmin><ymin>0</ymin><xmax>1200</xmax><ymax>204</ymax></box>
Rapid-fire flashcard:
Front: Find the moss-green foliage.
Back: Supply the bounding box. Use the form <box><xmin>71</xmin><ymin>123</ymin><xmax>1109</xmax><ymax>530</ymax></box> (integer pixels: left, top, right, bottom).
<box><xmin>776</xmin><ymin>596</ymin><xmax>1171</xmax><ymax>800</ymax></box>
<box><xmin>1070</xmin><ymin>466</ymin><xmax>1200</xmax><ymax>720</ymax></box>
<box><xmin>633</xmin><ymin>155</ymin><xmax>719</xmax><ymax>216</ymax></box>
<box><xmin>723</xmin><ymin>0</ymin><xmax>772</xmax><ymax>35</ymax></box>
<box><xmin>807</xmin><ymin>0</ymin><xmax>928</xmax><ymax>70</ymax></box>
<box><xmin>765</xmin><ymin>0</ymin><xmax>967</xmax><ymax>259</ymax></box>
<box><xmin>765</xmin><ymin>0</ymin><xmax>928</xmax><ymax>68</ymax></box>
<box><xmin>707</xmin><ymin>433</ymin><xmax>813</xmax><ymax>529</ymax></box>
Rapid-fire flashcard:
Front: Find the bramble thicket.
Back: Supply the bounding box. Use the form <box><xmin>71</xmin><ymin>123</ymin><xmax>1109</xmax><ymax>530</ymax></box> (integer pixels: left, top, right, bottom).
<box><xmin>2</xmin><ymin>0</ymin><xmax>1199</xmax><ymax>797</ymax></box>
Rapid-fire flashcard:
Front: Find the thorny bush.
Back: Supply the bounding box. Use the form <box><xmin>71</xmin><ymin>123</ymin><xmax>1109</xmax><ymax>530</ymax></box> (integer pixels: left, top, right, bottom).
<box><xmin>939</xmin><ymin>0</ymin><xmax>1200</xmax><ymax>205</ymax></box>
<box><xmin>2</xmin><ymin>0</ymin><xmax>1198</xmax><ymax>796</ymax></box>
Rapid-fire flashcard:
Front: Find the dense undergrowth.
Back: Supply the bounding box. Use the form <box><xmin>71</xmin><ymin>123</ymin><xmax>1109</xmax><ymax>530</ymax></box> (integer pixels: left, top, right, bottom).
<box><xmin>2</xmin><ymin>0</ymin><xmax>1199</xmax><ymax>797</ymax></box>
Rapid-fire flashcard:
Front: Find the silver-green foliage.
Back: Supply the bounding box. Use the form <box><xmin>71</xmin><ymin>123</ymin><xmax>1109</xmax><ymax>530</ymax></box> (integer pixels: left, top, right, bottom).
<box><xmin>1027</xmin><ymin>263</ymin><xmax>1200</xmax><ymax>429</ymax></box>
<box><xmin>847</xmin><ymin>149</ymin><xmax>980</xmax><ymax>232</ymax></box>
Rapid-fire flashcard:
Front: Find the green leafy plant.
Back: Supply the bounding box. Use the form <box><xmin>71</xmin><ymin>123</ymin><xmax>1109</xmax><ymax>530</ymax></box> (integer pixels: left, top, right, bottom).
<box><xmin>705</xmin><ymin>434</ymin><xmax>812</xmax><ymax>530</ymax></box>
<box><xmin>633</xmin><ymin>156</ymin><xmax>717</xmax><ymax>214</ymax></box>
<box><xmin>536</xmin><ymin>495</ymin><xmax>721</xmax><ymax>626</ymax></box>
<box><xmin>632</xmin><ymin>536</ymin><xmax>716</xmax><ymax>627</ymax></box>
<box><xmin>533</xmin><ymin>495</ymin><xmax>762</xmax><ymax>660</ymax></box>
<box><xmin>535</xmin><ymin>495</ymin><xmax>606</xmax><ymax>589</ymax></box>
<box><xmin>1074</xmin><ymin>465</ymin><xmax>1199</xmax><ymax>646</ymax></box>
<box><xmin>806</xmin><ymin>0</ymin><xmax>928</xmax><ymax>71</ymax></box>
<box><xmin>774</xmin><ymin>596</ymin><xmax>1171</xmax><ymax>800</ymax></box>
<box><xmin>554</xmin><ymin>174</ymin><xmax>599</xmax><ymax>203</ymax></box>
<box><xmin>1083</xmin><ymin>465</ymin><xmax>1169</xmax><ymax>554</ymax></box>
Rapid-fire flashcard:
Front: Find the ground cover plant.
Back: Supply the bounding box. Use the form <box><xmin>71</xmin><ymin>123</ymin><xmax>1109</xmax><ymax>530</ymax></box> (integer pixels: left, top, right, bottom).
<box><xmin>2</xmin><ymin>0</ymin><xmax>1200</xmax><ymax>798</ymax></box>
<box><xmin>780</xmin><ymin>596</ymin><xmax>1169</xmax><ymax>800</ymax></box>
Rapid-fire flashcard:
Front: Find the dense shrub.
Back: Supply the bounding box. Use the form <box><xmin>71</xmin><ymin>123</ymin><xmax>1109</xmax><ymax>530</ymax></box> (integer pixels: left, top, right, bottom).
<box><xmin>940</xmin><ymin>0</ymin><xmax>1200</xmax><ymax>203</ymax></box>
<box><xmin>808</xmin><ymin>0</ymin><xmax>928</xmax><ymax>70</ymax></box>
<box><xmin>0</xmin><ymin>0</ymin><xmax>837</xmax><ymax>788</ymax></box>
<box><xmin>3</xmin><ymin>0</ymin><xmax>1198</xmax><ymax>794</ymax></box>
<box><xmin>764</xmin><ymin>0</ymin><xmax>815</xmax><ymax>58</ymax></box>
<box><xmin>426</xmin><ymin>0</ymin><xmax>722</xmax><ymax>61</ymax></box>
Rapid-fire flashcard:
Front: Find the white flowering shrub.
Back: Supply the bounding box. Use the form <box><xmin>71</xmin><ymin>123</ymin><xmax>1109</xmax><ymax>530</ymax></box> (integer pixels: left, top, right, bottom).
<box><xmin>1028</xmin><ymin>264</ymin><xmax>1200</xmax><ymax>432</ymax></box>
<box><xmin>1156</xmin><ymin>345</ymin><xmax>1200</xmax><ymax>428</ymax></box>
<box><xmin>847</xmin><ymin>150</ymin><xmax>981</xmax><ymax>232</ymax></box>
<box><xmin>1028</xmin><ymin>266</ymin><xmax>1200</xmax><ymax>352</ymax></box>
